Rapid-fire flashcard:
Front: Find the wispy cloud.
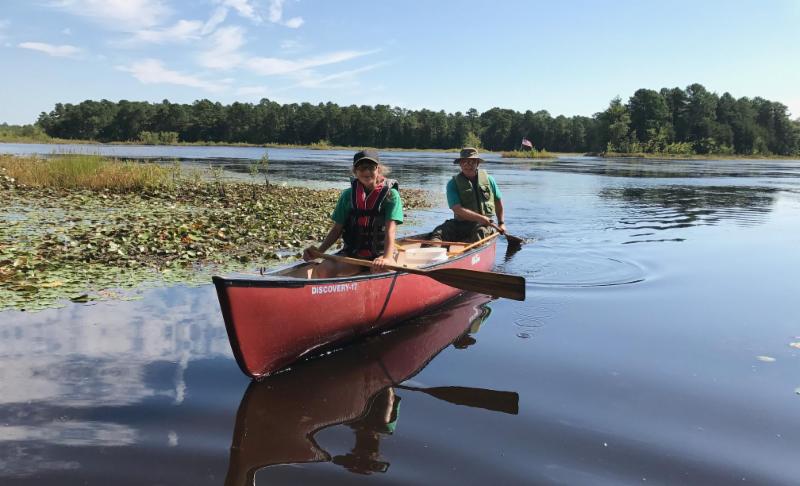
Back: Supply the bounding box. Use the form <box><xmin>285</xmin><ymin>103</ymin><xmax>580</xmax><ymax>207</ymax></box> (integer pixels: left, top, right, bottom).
<box><xmin>268</xmin><ymin>0</ymin><xmax>304</xmax><ymax>28</ymax></box>
<box><xmin>293</xmin><ymin>62</ymin><xmax>388</xmax><ymax>88</ymax></box>
<box><xmin>215</xmin><ymin>0</ymin><xmax>261</xmax><ymax>23</ymax></box>
<box><xmin>197</xmin><ymin>26</ymin><xmax>245</xmax><ymax>70</ymax></box>
<box><xmin>119</xmin><ymin>58</ymin><xmax>226</xmax><ymax>91</ymax></box>
<box><xmin>245</xmin><ymin>49</ymin><xmax>377</xmax><ymax>76</ymax></box>
<box><xmin>201</xmin><ymin>7</ymin><xmax>228</xmax><ymax>35</ymax></box>
<box><xmin>18</xmin><ymin>42</ymin><xmax>82</xmax><ymax>58</ymax></box>
<box><xmin>132</xmin><ymin>19</ymin><xmax>204</xmax><ymax>43</ymax></box>
<box><xmin>50</xmin><ymin>0</ymin><xmax>172</xmax><ymax>30</ymax></box>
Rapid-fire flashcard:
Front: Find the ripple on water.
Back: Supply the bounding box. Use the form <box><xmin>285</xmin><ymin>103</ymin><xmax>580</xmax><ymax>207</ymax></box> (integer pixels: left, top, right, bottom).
<box><xmin>523</xmin><ymin>254</ymin><xmax>646</xmax><ymax>288</ymax></box>
<box><xmin>511</xmin><ymin>300</ymin><xmax>564</xmax><ymax>329</ymax></box>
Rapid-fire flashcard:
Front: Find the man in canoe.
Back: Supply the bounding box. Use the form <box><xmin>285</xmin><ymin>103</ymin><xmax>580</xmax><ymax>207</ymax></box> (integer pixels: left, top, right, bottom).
<box><xmin>302</xmin><ymin>149</ymin><xmax>403</xmax><ymax>277</ymax></box>
<box><xmin>428</xmin><ymin>147</ymin><xmax>506</xmax><ymax>243</ymax></box>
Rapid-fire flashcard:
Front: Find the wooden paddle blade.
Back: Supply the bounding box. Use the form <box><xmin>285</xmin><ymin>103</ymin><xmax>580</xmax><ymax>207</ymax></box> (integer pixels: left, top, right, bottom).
<box><xmin>400</xmin><ymin>385</ymin><xmax>519</xmax><ymax>415</ymax></box>
<box><xmin>504</xmin><ymin>233</ymin><xmax>525</xmax><ymax>246</ymax></box>
<box><xmin>428</xmin><ymin>268</ymin><xmax>526</xmax><ymax>301</ymax></box>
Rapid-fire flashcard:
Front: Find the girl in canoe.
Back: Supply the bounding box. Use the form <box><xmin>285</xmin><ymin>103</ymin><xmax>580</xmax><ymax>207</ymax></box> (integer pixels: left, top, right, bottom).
<box><xmin>302</xmin><ymin>149</ymin><xmax>403</xmax><ymax>277</ymax></box>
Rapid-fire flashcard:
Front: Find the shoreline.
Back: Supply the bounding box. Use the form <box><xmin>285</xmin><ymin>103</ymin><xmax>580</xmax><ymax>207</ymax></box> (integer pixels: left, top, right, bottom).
<box><xmin>0</xmin><ymin>136</ymin><xmax>494</xmax><ymax>155</ymax></box>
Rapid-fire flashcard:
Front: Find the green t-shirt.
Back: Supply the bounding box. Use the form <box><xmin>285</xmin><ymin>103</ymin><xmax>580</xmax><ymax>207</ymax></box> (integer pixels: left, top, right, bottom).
<box><xmin>331</xmin><ymin>187</ymin><xmax>403</xmax><ymax>225</ymax></box>
<box><xmin>446</xmin><ymin>173</ymin><xmax>502</xmax><ymax>208</ymax></box>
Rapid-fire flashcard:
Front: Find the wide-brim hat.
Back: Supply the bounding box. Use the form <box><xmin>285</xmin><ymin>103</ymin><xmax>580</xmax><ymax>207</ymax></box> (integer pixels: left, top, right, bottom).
<box><xmin>353</xmin><ymin>149</ymin><xmax>380</xmax><ymax>167</ymax></box>
<box><xmin>454</xmin><ymin>147</ymin><xmax>483</xmax><ymax>164</ymax></box>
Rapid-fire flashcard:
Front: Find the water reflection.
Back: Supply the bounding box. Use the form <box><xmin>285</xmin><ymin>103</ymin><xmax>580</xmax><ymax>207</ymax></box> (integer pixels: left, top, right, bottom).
<box><xmin>0</xmin><ymin>286</ymin><xmax>232</xmax><ymax>479</ymax></box>
<box><xmin>601</xmin><ymin>185</ymin><xmax>777</xmax><ymax>238</ymax></box>
<box><xmin>224</xmin><ymin>293</ymin><xmax>518</xmax><ymax>484</ymax></box>
<box><xmin>525</xmin><ymin>156</ymin><xmax>800</xmax><ymax>179</ymax></box>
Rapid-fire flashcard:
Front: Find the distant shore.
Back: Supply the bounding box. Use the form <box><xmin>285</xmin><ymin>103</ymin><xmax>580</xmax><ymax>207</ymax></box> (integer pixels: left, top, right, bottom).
<box><xmin>0</xmin><ymin>135</ymin><xmax>488</xmax><ymax>155</ymax></box>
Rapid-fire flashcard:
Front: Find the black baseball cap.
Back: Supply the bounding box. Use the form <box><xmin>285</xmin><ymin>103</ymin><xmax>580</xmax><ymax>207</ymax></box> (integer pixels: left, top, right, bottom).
<box><xmin>353</xmin><ymin>149</ymin><xmax>380</xmax><ymax>167</ymax></box>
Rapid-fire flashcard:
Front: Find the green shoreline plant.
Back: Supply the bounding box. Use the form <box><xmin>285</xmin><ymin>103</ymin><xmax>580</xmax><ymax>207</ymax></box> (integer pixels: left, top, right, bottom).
<box><xmin>0</xmin><ymin>155</ymin><xmax>433</xmax><ymax>311</ymax></box>
<box><xmin>501</xmin><ymin>149</ymin><xmax>554</xmax><ymax>159</ymax></box>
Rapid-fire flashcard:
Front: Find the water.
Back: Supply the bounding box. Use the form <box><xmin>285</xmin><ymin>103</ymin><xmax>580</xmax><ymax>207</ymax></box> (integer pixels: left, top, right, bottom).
<box><xmin>2</xmin><ymin>143</ymin><xmax>800</xmax><ymax>484</ymax></box>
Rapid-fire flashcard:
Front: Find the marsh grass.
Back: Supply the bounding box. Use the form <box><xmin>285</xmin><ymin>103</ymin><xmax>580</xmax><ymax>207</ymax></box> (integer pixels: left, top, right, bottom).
<box><xmin>501</xmin><ymin>149</ymin><xmax>554</xmax><ymax>159</ymax></box>
<box><xmin>0</xmin><ymin>154</ymin><xmax>169</xmax><ymax>191</ymax></box>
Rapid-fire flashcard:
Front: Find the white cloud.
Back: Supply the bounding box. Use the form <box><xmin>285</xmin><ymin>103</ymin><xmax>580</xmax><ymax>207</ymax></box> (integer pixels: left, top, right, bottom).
<box><xmin>283</xmin><ymin>17</ymin><xmax>304</xmax><ymax>29</ymax></box>
<box><xmin>202</xmin><ymin>7</ymin><xmax>229</xmax><ymax>35</ymax></box>
<box><xmin>132</xmin><ymin>19</ymin><xmax>204</xmax><ymax>43</ymax></box>
<box><xmin>197</xmin><ymin>26</ymin><xmax>245</xmax><ymax>70</ymax></box>
<box><xmin>267</xmin><ymin>0</ymin><xmax>284</xmax><ymax>23</ymax></box>
<box><xmin>245</xmin><ymin>49</ymin><xmax>377</xmax><ymax>76</ymax></box>
<box><xmin>294</xmin><ymin>62</ymin><xmax>387</xmax><ymax>88</ymax></box>
<box><xmin>18</xmin><ymin>42</ymin><xmax>82</xmax><ymax>58</ymax></box>
<box><xmin>119</xmin><ymin>58</ymin><xmax>226</xmax><ymax>91</ymax></box>
<box><xmin>217</xmin><ymin>0</ymin><xmax>262</xmax><ymax>23</ymax></box>
<box><xmin>51</xmin><ymin>0</ymin><xmax>172</xmax><ymax>30</ymax></box>
<box><xmin>267</xmin><ymin>0</ymin><xmax>304</xmax><ymax>28</ymax></box>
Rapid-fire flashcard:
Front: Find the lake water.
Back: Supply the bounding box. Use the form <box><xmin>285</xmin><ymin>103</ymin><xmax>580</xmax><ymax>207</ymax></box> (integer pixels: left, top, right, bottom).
<box><xmin>2</xmin><ymin>143</ymin><xmax>800</xmax><ymax>484</ymax></box>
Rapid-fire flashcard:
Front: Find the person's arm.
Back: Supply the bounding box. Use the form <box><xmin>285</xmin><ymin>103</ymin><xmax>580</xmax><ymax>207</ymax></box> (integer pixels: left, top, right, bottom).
<box><xmin>372</xmin><ymin>220</ymin><xmax>397</xmax><ymax>270</ymax></box>
<box><xmin>494</xmin><ymin>198</ymin><xmax>506</xmax><ymax>233</ymax></box>
<box><xmin>303</xmin><ymin>223</ymin><xmax>343</xmax><ymax>261</ymax></box>
<box><xmin>451</xmin><ymin>204</ymin><xmax>492</xmax><ymax>225</ymax></box>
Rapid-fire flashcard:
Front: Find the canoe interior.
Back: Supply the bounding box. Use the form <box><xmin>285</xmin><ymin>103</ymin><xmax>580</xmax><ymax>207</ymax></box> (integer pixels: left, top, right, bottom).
<box><xmin>275</xmin><ymin>232</ymin><xmax>499</xmax><ymax>279</ymax></box>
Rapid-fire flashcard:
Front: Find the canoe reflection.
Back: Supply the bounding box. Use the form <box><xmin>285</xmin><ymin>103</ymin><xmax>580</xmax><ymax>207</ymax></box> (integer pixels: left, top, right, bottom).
<box><xmin>224</xmin><ymin>293</ymin><xmax>518</xmax><ymax>484</ymax></box>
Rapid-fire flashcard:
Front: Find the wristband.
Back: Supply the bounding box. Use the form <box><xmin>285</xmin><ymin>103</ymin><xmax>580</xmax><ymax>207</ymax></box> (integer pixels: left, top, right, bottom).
<box><xmin>497</xmin><ymin>220</ymin><xmax>504</xmax><ymax>225</ymax></box>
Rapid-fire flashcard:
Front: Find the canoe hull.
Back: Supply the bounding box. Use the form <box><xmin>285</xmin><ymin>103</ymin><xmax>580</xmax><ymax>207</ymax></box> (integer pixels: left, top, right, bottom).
<box><xmin>213</xmin><ymin>239</ymin><xmax>497</xmax><ymax>378</ymax></box>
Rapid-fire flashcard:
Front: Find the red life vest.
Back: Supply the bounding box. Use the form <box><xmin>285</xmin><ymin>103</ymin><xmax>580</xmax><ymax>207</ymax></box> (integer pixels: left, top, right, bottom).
<box><xmin>343</xmin><ymin>178</ymin><xmax>399</xmax><ymax>258</ymax></box>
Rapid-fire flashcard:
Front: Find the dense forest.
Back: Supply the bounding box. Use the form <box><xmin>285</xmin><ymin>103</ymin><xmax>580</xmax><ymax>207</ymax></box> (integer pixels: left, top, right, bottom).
<box><xmin>25</xmin><ymin>83</ymin><xmax>800</xmax><ymax>155</ymax></box>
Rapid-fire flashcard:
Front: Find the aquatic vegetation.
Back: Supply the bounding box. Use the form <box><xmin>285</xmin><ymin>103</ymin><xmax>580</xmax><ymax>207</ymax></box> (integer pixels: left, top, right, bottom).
<box><xmin>501</xmin><ymin>149</ymin><xmax>554</xmax><ymax>159</ymax></box>
<box><xmin>0</xmin><ymin>154</ymin><xmax>169</xmax><ymax>190</ymax></box>
<box><xmin>0</xmin><ymin>161</ymin><xmax>433</xmax><ymax>311</ymax></box>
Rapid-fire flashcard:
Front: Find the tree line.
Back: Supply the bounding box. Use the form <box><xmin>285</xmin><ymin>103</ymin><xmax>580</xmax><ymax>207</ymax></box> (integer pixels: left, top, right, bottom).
<box><xmin>33</xmin><ymin>82</ymin><xmax>800</xmax><ymax>155</ymax></box>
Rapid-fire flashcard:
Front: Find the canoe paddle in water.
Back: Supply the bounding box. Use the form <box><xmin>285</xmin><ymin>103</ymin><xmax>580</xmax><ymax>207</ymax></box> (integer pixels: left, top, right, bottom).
<box><xmin>489</xmin><ymin>223</ymin><xmax>525</xmax><ymax>248</ymax></box>
<box><xmin>395</xmin><ymin>384</ymin><xmax>519</xmax><ymax>415</ymax></box>
<box><xmin>309</xmin><ymin>249</ymin><xmax>526</xmax><ymax>301</ymax></box>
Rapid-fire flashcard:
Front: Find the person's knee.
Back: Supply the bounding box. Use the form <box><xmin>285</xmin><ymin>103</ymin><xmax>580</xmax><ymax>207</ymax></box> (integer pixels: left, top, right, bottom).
<box><xmin>312</xmin><ymin>261</ymin><xmax>335</xmax><ymax>278</ymax></box>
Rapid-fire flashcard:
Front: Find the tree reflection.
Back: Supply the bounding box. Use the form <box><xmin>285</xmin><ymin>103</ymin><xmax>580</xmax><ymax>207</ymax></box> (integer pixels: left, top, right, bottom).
<box><xmin>600</xmin><ymin>185</ymin><xmax>777</xmax><ymax>234</ymax></box>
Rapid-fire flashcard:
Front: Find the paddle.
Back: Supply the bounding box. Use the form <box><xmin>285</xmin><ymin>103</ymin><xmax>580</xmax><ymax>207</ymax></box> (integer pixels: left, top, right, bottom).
<box><xmin>490</xmin><ymin>223</ymin><xmax>525</xmax><ymax>247</ymax></box>
<box><xmin>308</xmin><ymin>249</ymin><xmax>525</xmax><ymax>301</ymax></box>
<box><xmin>396</xmin><ymin>384</ymin><xmax>519</xmax><ymax>415</ymax></box>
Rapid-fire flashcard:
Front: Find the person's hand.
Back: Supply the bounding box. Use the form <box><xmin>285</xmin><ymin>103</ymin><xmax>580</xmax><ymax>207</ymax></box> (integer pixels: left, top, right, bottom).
<box><xmin>481</xmin><ymin>215</ymin><xmax>492</xmax><ymax>226</ymax></box>
<box><xmin>498</xmin><ymin>222</ymin><xmax>507</xmax><ymax>234</ymax></box>
<box><xmin>372</xmin><ymin>255</ymin><xmax>396</xmax><ymax>272</ymax></box>
<box><xmin>303</xmin><ymin>246</ymin><xmax>320</xmax><ymax>261</ymax></box>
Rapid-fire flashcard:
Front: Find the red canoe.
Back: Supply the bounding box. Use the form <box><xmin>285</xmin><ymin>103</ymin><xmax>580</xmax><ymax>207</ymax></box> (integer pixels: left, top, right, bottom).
<box><xmin>213</xmin><ymin>233</ymin><xmax>501</xmax><ymax>379</ymax></box>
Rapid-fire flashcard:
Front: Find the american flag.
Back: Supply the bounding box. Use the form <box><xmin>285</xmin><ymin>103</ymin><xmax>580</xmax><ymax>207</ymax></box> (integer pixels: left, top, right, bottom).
<box><xmin>521</xmin><ymin>138</ymin><xmax>533</xmax><ymax>148</ymax></box>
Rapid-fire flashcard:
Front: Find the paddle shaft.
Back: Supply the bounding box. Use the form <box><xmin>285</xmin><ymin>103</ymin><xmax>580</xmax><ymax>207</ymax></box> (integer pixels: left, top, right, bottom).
<box><xmin>309</xmin><ymin>249</ymin><xmax>525</xmax><ymax>301</ymax></box>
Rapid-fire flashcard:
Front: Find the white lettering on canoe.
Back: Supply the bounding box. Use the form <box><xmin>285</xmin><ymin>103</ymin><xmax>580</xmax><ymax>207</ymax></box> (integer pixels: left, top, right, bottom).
<box><xmin>471</xmin><ymin>255</ymin><xmax>481</xmax><ymax>265</ymax></box>
<box><xmin>311</xmin><ymin>282</ymin><xmax>359</xmax><ymax>295</ymax></box>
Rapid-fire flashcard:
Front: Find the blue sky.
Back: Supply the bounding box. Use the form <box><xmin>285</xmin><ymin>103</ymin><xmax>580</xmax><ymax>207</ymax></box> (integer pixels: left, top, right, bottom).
<box><xmin>1</xmin><ymin>0</ymin><xmax>798</xmax><ymax>124</ymax></box>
